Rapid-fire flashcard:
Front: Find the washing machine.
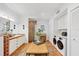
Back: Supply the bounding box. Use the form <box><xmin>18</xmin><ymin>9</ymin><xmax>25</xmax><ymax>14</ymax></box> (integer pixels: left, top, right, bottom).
<box><xmin>52</xmin><ymin>36</ymin><xmax>60</xmax><ymax>49</ymax></box>
<box><xmin>56</xmin><ymin>36</ymin><xmax>67</xmax><ymax>56</ymax></box>
<box><xmin>52</xmin><ymin>36</ymin><xmax>57</xmax><ymax>47</ymax></box>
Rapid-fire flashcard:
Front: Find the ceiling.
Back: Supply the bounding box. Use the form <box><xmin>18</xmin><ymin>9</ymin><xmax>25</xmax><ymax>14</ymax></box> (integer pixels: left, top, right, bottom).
<box><xmin>0</xmin><ymin>3</ymin><xmax>66</xmax><ymax>21</ymax></box>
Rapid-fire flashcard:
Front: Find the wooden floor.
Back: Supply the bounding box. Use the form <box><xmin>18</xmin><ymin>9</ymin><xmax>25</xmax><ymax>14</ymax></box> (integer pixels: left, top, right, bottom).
<box><xmin>46</xmin><ymin>40</ymin><xmax>63</xmax><ymax>56</ymax></box>
<box><xmin>10</xmin><ymin>40</ymin><xmax>63</xmax><ymax>56</ymax></box>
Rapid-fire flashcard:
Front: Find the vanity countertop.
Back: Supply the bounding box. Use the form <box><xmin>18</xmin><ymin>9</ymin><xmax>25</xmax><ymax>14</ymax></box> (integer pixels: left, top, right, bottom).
<box><xmin>9</xmin><ymin>34</ymin><xmax>25</xmax><ymax>40</ymax></box>
<box><xmin>2</xmin><ymin>34</ymin><xmax>25</xmax><ymax>40</ymax></box>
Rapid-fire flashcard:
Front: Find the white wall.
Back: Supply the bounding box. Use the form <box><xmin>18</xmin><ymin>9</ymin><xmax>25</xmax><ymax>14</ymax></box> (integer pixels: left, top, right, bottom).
<box><xmin>19</xmin><ymin>18</ymin><xmax>28</xmax><ymax>43</ymax></box>
<box><xmin>48</xmin><ymin>18</ymin><xmax>54</xmax><ymax>43</ymax></box>
<box><xmin>10</xmin><ymin>18</ymin><xmax>28</xmax><ymax>43</ymax></box>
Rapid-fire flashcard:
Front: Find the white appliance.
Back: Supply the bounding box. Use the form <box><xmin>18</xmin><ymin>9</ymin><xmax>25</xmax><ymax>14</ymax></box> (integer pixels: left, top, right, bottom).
<box><xmin>56</xmin><ymin>36</ymin><xmax>67</xmax><ymax>56</ymax></box>
<box><xmin>52</xmin><ymin>36</ymin><xmax>59</xmax><ymax>50</ymax></box>
<box><xmin>52</xmin><ymin>36</ymin><xmax>57</xmax><ymax>47</ymax></box>
<box><xmin>55</xmin><ymin>36</ymin><xmax>59</xmax><ymax>49</ymax></box>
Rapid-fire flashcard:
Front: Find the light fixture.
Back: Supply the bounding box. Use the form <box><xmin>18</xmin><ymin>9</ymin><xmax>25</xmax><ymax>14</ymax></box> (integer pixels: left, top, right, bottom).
<box><xmin>0</xmin><ymin>15</ymin><xmax>15</xmax><ymax>21</ymax></box>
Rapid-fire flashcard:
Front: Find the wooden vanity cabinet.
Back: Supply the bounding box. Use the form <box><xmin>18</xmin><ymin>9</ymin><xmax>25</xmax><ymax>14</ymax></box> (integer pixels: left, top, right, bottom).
<box><xmin>9</xmin><ymin>39</ymin><xmax>16</xmax><ymax>55</ymax></box>
<box><xmin>9</xmin><ymin>36</ymin><xmax>25</xmax><ymax>55</ymax></box>
<box><xmin>4</xmin><ymin>35</ymin><xmax>25</xmax><ymax>56</ymax></box>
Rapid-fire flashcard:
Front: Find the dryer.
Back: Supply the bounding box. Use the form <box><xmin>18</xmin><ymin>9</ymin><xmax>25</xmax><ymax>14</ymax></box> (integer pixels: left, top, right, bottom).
<box><xmin>56</xmin><ymin>36</ymin><xmax>67</xmax><ymax>56</ymax></box>
<box><xmin>52</xmin><ymin>36</ymin><xmax>59</xmax><ymax>49</ymax></box>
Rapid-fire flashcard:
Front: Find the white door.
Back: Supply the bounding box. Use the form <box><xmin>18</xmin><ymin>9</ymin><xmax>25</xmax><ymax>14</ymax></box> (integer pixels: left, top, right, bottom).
<box><xmin>70</xmin><ymin>7</ymin><xmax>79</xmax><ymax>56</ymax></box>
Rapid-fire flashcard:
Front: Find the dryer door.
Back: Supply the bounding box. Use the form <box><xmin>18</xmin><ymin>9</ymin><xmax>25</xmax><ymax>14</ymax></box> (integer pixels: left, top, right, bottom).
<box><xmin>57</xmin><ymin>40</ymin><xmax>64</xmax><ymax>50</ymax></box>
<box><xmin>53</xmin><ymin>38</ymin><xmax>56</xmax><ymax>45</ymax></box>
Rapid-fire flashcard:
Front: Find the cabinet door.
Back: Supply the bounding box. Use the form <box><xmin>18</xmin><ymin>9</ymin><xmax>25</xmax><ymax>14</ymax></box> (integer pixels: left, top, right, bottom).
<box><xmin>16</xmin><ymin>37</ymin><xmax>22</xmax><ymax>48</ymax></box>
<box><xmin>57</xmin><ymin>17</ymin><xmax>63</xmax><ymax>29</ymax></box>
<box><xmin>70</xmin><ymin>7</ymin><xmax>79</xmax><ymax>56</ymax></box>
<box><xmin>15</xmin><ymin>39</ymin><xmax>19</xmax><ymax>48</ymax></box>
<box><xmin>9</xmin><ymin>39</ymin><xmax>16</xmax><ymax>55</ymax></box>
<box><xmin>21</xmin><ymin>36</ymin><xmax>25</xmax><ymax>44</ymax></box>
<box><xmin>19</xmin><ymin>37</ymin><xmax>23</xmax><ymax>46</ymax></box>
<box><xmin>57</xmin><ymin>14</ymin><xmax>67</xmax><ymax>29</ymax></box>
<box><xmin>0</xmin><ymin>37</ymin><xmax>3</xmax><ymax>56</ymax></box>
<box><xmin>15</xmin><ymin>37</ymin><xmax>23</xmax><ymax>49</ymax></box>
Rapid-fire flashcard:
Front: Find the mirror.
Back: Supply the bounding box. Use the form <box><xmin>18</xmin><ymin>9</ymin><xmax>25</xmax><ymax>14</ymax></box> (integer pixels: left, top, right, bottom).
<box><xmin>0</xmin><ymin>17</ymin><xmax>10</xmax><ymax>35</ymax></box>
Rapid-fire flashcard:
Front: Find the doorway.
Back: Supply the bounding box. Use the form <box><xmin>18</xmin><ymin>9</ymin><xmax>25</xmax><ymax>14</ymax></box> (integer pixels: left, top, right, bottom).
<box><xmin>28</xmin><ymin>18</ymin><xmax>37</xmax><ymax>43</ymax></box>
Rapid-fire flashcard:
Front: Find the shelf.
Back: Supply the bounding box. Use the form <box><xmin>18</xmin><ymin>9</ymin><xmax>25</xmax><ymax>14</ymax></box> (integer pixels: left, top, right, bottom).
<box><xmin>57</xmin><ymin>27</ymin><xmax>67</xmax><ymax>30</ymax></box>
<box><xmin>57</xmin><ymin>28</ymin><xmax>67</xmax><ymax>30</ymax></box>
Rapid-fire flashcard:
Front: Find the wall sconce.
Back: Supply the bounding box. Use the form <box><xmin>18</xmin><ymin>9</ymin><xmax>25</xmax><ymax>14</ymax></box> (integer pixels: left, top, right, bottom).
<box><xmin>14</xmin><ymin>25</ymin><xmax>16</xmax><ymax>29</ymax></box>
<box><xmin>23</xmin><ymin>25</ymin><xmax>25</xmax><ymax>30</ymax></box>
